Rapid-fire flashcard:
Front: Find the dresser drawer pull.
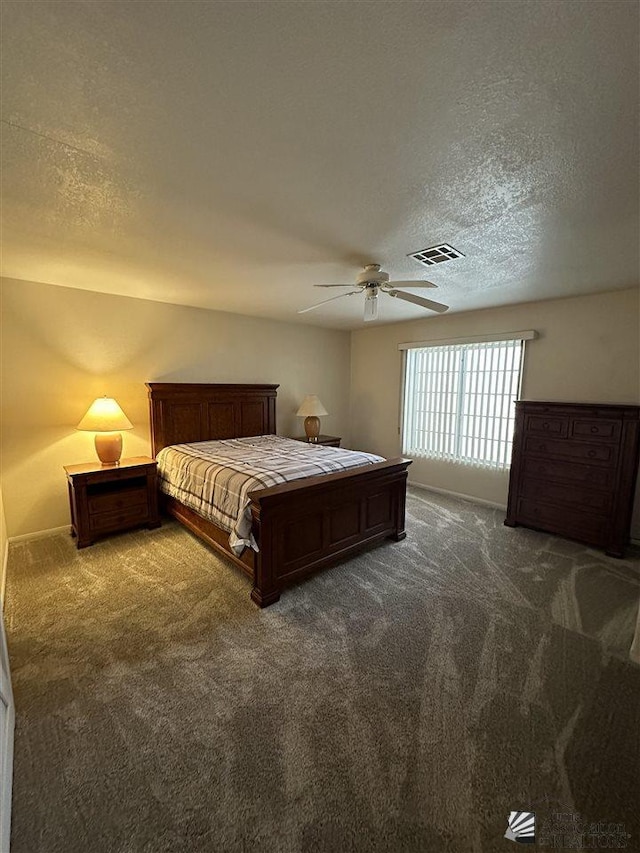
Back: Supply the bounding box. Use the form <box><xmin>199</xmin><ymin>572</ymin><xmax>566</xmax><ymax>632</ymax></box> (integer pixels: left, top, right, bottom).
<box><xmin>543</xmin><ymin>422</ymin><xmax>550</xmax><ymax>429</ymax></box>
<box><xmin>591</xmin><ymin>426</ymin><xmax>598</xmax><ymax>433</ymax></box>
<box><xmin>539</xmin><ymin>444</ymin><xmax>547</xmax><ymax>452</ymax></box>
<box><xmin>588</xmin><ymin>450</ymin><xmax>596</xmax><ymax>458</ymax></box>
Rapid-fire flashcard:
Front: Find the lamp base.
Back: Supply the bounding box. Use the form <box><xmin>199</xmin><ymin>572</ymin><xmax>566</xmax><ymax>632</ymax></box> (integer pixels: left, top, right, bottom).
<box><xmin>304</xmin><ymin>416</ymin><xmax>321</xmax><ymax>442</ymax></box>
<box><xmin>95</xmin><ymin>432</ymin><xmax>123</xmax><ymax>465</ymax></box>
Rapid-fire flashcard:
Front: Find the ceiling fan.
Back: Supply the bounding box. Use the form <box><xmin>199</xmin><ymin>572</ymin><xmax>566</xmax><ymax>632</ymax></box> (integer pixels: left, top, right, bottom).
<box><xmin>298</xmin><ymin>263</ymin><xmax>449</xmax><ymax>321</ymax></box>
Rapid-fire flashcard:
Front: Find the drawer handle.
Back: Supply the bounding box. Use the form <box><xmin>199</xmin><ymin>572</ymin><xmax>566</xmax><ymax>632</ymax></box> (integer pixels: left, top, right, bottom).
<box><xmin>588</xmin><ymin>450</ymin><xmax>596</xmax><ymax>458</ymax></box>
<box><xmin>590</xmin><ymin>426</ymin><xmax>598</xmax><ymax>434</ymax></box>
<box><xmin>543</xmin><ymin>422</ymin><xmax>550</xmax><ymax>429</ymax></box>
<box><xmin>538</xmin><ymin>444</ymin><xmax>547</xmax><ymax>452</ymax></box>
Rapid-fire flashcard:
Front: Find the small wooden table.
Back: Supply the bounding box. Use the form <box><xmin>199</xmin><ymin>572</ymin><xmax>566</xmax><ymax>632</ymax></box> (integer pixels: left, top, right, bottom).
<box><xmin>64</xmin><ymin>456</ymin><xmax>160</xmax><ymax>548</ymax></box>
<box><xmin>291</xmin><ymin>435</ymin><xmax>341</xmax><ymax>447</ymax></box>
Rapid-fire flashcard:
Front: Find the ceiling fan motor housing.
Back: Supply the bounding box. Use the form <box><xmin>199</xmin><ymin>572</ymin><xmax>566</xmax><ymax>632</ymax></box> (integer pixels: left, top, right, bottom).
<box><xmin>357</xmin><ymin>264</ymin><xmax>389</xmax><ymax>287</ymax></box>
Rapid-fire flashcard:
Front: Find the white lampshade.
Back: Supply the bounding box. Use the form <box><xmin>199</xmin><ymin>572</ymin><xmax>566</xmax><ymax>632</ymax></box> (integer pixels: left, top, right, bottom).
<box><xmin>296</xmin><ymin>395</ymin><xmax>328</xmax><ymax>418</ymax></box>
<box><xmin>77</xmin><ymin>397</ymin><xmax>133</xmax><ymax>432</ymax></box>
<box><xmin>77</xmin><ymin>397</ymin><xmax>134</xmax><ymax>465</ymax></box>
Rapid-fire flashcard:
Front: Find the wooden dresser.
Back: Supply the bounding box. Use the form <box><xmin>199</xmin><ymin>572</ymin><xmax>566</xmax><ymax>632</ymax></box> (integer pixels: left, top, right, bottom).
<box><xmin>505</xmin><ymin>401</ymin><xmax>640</xmax><ymax>556</ymax></box>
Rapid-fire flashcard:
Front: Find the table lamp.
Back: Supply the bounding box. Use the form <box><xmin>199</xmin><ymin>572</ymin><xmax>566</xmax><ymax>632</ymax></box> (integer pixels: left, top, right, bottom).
<box><xmin>296</xmin><ymin>395</ymin><xmax>328</xmax><ymax>442</ymax></box>
<box><xmin>77</xmin><ymin>396</ymin><xmax>134</xmax><ymax>465</ymax></box>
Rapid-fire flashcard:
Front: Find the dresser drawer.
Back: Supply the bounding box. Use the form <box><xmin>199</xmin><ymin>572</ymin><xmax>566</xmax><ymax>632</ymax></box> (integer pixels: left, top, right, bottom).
<box><xmin>524</xmin><ymin>415</ymin><xmax>569</xmax><ymax>438</ymax></box>
<box><xmin>88</xmin><ymin>487</ymin><xmax>148</xmax><ymax>515</ymax></box>
<box><xmin>89</xmin><ymin>503</ymin><xmax>150</xmax><ymax>533</ymax></box>
<box><xmin>524</xmin><ymin>436</ymin><xmax>617</xmax><ymax>467</ymax></box>
<box><xmin>516</xmin><ymin>498</ymin><xmax>608</xmax><ymax>546</ymax></box>
<box><xmin>570</xmin><ymin>418</ymin><xmax>621</xmax><ymax>443</ymax></box>
<box><xmin>522</xmin><ymin>457</ymin><xmax>615</xmax><ymax>490</ymax></box>
<box><xmin>519</xmin><ymin>479</ymin><xmax>612</xmax><ymax>514</ymax></box>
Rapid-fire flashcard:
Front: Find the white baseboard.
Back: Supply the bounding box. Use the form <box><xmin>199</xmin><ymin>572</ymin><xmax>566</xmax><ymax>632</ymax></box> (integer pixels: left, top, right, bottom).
<box><xmin>8</xmin><ymin>525</ymin><xmax>68</xmax><ymax>544</ymax></box>
<box><xmin>408</xmin><ymin>479</ymin><xmax>507</xmax><ymax>511</ymax></box>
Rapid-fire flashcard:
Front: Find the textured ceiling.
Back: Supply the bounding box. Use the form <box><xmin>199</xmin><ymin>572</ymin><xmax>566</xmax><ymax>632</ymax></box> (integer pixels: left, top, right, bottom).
<box><xmin>1</xmin><ymin>0</ymin><xmax>638</xmax><ymax>329</ymax></box>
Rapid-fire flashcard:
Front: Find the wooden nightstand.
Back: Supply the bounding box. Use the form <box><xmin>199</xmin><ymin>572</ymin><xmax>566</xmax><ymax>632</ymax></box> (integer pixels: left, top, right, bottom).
<box><xmin>64</xmin><ymin>456</ymin><xmax>160</xmax><ymax>548</ymax></box>
<box><xmin>292</xmin><ymin>435</ymin><xmax>341</xmax><ymax>447</ymax></box>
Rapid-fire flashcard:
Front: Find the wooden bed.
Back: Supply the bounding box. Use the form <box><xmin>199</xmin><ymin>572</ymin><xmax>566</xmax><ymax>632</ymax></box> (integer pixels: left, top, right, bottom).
<box><xmin>147</xmin><ymin>382</ymin><xmax>411</xmax><ymax>607</ymax></box>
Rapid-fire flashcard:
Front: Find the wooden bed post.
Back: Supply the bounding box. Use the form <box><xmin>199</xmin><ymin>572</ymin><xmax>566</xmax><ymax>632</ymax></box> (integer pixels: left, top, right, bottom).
<box><xmin>249</xmin><ymin>502</ymin><xmax>281</xmax><ymax>607</ymax></box>
<box><xmin>388</xmin><ymin>475</ymin><xmax>408</xmax><ymax>542</ymax></box>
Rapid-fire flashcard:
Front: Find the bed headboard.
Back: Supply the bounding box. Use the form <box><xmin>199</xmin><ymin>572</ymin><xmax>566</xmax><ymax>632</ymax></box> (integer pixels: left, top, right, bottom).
<box><xmin>146</xmin><ymin>383</ymin><xmax>279</xmax><ymax>456</ymax></box>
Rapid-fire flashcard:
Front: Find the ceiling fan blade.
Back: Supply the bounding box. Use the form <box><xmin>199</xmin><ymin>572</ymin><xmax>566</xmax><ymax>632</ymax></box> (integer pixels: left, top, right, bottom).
<box><xmin>385</xmin><ymin>280</ymin><xmax>438</xmax><ymax>289</ymax></box>
<box><xmin>314</xmin><ymin>283</ymin><xmax>359</xmax><ymax>288</ymax></box>
<box><xmin>387</xmin><ymin>289</ymin><xmax>449</xmax><ymax>313</ymax></box>
<box><xmin>298</xmin><ymin>290</ymin><xmax>362</xmax><ymax>314</ymax></box>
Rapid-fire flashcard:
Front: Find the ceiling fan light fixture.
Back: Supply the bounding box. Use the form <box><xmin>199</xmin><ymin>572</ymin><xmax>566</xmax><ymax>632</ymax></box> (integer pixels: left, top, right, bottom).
<box><xmin>364</xmin><ymin>291</ymin><xmax>378</xmax><ymax>321</ymax></box>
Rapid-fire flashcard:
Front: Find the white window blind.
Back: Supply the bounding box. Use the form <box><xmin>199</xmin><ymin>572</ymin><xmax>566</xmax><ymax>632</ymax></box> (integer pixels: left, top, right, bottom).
<box><xmin>402</xmin><ymin>338</ymin><xmax>526</xmax><ymax>469</ymax></box>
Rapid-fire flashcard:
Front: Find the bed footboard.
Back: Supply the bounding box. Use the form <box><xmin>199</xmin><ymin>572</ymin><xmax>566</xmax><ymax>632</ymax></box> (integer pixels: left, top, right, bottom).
<box><xmin>248</xmin><ymin>458</ymin><xmax>411</xmax><ymax>607</ymax></box>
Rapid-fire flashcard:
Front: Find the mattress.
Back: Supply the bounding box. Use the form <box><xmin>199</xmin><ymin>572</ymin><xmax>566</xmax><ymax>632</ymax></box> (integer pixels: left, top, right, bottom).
<box><xmin>156</xmin><ymin>435</ymin><xmax>385</xmax><ymax>554</ymax></box>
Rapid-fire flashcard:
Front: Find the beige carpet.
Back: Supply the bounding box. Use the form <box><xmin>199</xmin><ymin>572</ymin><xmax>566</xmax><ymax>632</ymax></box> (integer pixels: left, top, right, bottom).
<box><xmin>4</xmin><ymin>487</ymin><xmax>640</xmax><ymax>852</ymax></box>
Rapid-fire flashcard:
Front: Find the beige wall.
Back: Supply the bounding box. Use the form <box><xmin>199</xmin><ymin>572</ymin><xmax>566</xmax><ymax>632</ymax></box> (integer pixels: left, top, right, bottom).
<box><xmin>0</xmin><ymin>278</ymin><xmax>351</xmax><ymax>537</ymax></box>
<box><xmin>350</xmin><ymin>288</ymin><xmax>640</xmax><ymax>532</ymax></box>
<box><xmin>2</xmin><ymin>280</ymin><xmax>639</xmax><ymax>540</ymax></box>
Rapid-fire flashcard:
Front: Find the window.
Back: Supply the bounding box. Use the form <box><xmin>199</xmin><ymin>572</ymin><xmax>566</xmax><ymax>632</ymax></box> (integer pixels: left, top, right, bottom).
<box><xmin>401</xmin><ymin>334</ymin><xmax>533</xmax><ymax>470</ymax></box>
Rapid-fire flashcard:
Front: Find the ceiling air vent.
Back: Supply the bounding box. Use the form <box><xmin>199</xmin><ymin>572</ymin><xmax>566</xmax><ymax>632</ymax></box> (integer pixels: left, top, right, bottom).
<box><xmin>409</xmin><ymin>244</ymin><xmax>464</xmax><ymax>267</ymax></box>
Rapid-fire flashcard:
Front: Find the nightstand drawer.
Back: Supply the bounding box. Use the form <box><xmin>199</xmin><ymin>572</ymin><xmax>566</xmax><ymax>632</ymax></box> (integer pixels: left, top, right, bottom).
<box><xmin>88</xmin><ymin>487</ymin><xmax>149</xmax><ymax>515</ymax></box>
<box><xmin>292</xmin><ymin>435</ymin><xmax>341</xmax><ymax>447</ymax></box>
<box><xmin>89</xmin><ymin>503</ymin><xmax>149</xmax><ymax>533</ymax></box>
<box><xmin>84</xmin><ymin>466</ymin><xmax>152</xmax><ymax>485</ymax></box>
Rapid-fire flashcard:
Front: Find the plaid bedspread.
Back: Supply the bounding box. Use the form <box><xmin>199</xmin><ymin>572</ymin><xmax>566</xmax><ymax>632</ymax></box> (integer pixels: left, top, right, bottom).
<box><xmin>156</xmin><ymin>435</ymin><xmax>384</xmax><ymax>554</ymax></box>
